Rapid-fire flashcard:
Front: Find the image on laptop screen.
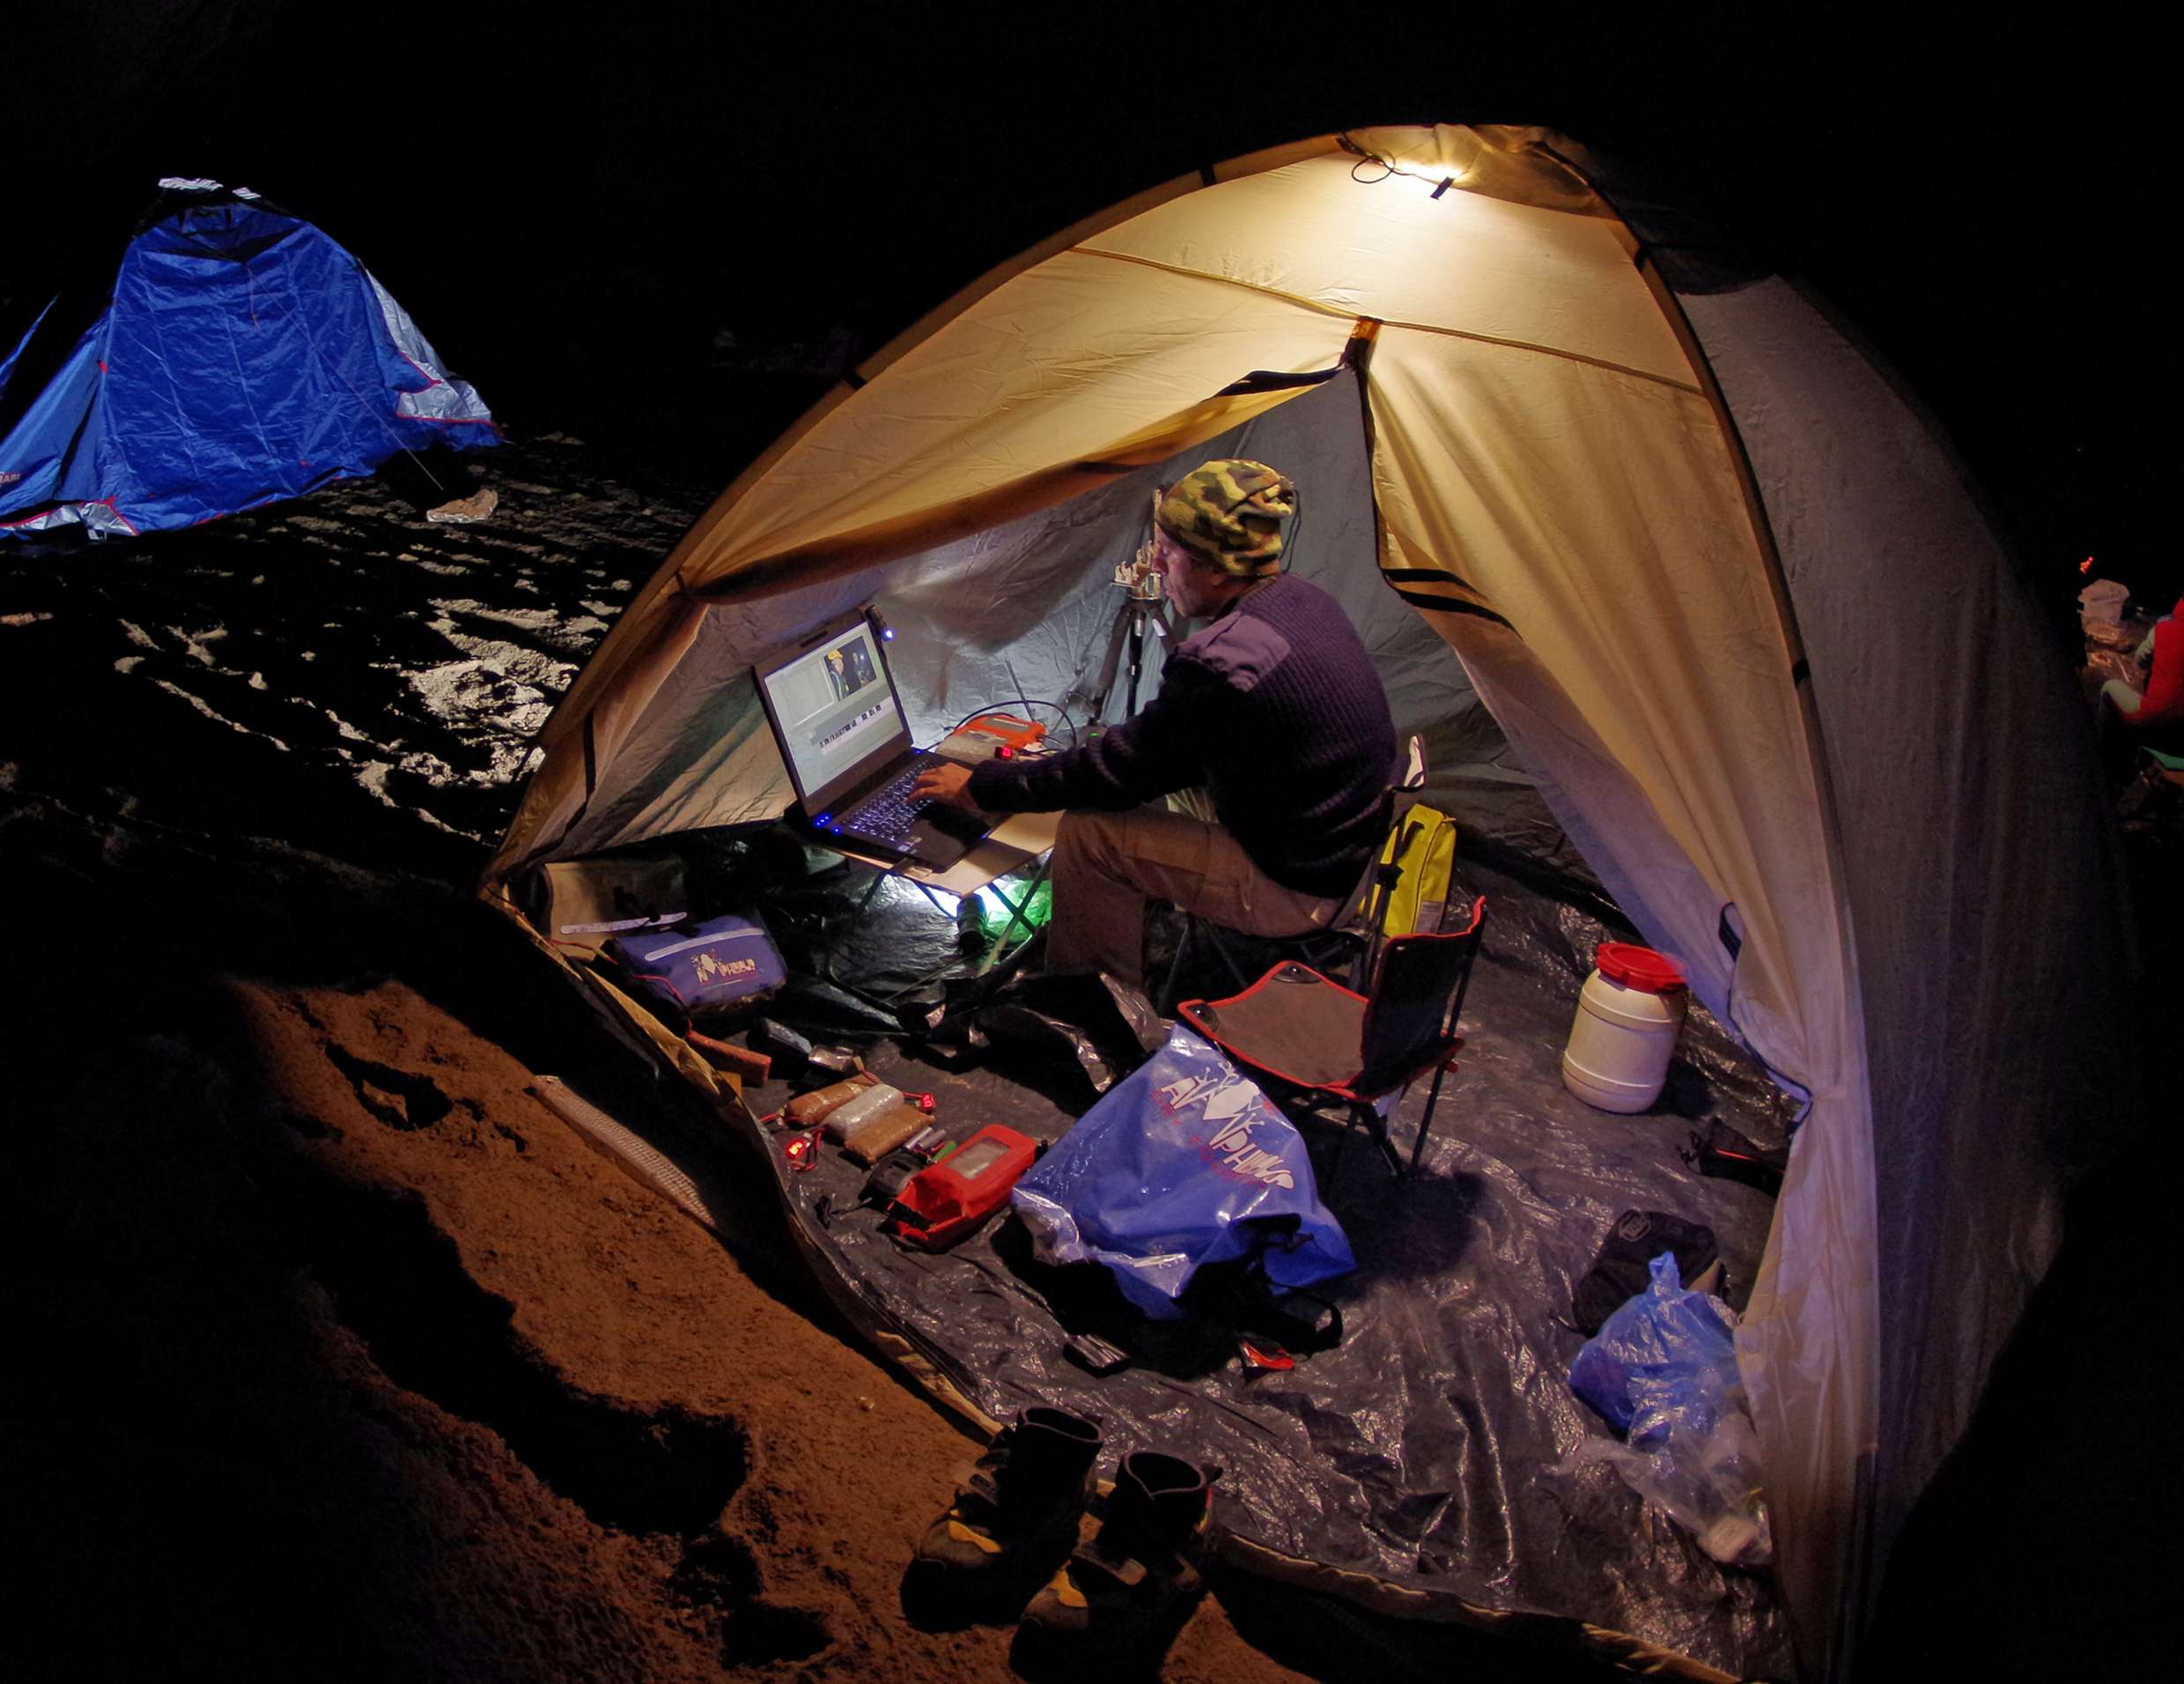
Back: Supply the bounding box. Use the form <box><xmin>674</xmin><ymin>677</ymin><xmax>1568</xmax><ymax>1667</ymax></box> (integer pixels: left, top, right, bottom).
<box><xmin>756</xmin><ymin>618</ymin><xmax>907</xmax><ymax>802</ymax></box>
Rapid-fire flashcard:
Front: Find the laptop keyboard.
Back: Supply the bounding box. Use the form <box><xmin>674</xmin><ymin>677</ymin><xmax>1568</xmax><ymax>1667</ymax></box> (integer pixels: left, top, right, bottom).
<box><xmin>841</xmin><ymin>763</ymin><xmax>930</xmax><ymax>845</ymax></box>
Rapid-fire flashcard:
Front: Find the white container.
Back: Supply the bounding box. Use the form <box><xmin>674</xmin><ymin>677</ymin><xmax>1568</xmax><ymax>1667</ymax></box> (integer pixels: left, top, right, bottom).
<box><xmin>1562</xmin><ymin>942</ymin><xmax>1689</xmax><ymax>1113</ymax></box>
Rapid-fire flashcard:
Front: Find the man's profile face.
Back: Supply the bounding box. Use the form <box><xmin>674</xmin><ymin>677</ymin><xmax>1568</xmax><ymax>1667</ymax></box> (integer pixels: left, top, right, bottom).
<box><xmin>1151</xmin><ymin>527</ymin><xmax>1231</xmax><ymax>617</ymax></box>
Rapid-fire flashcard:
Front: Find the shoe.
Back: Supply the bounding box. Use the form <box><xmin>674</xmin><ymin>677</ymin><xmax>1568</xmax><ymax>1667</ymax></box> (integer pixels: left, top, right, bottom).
<box><xmin>1017</xmin><ymin>1450</ymin><xmax>1218</xmax><ymax>1657</ymax></box>
<box><xmin>911</xmin><ymin>1407</ymin><xmax>1101</xmax><ymax>1602</ymax></box>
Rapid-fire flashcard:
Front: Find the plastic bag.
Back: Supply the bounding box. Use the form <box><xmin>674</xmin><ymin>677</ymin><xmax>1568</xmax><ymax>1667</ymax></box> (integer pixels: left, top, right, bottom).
<box><xmin>1565</xmin><ymin>1252</ymin><xmax>1774</xmax><ymax>1567</ymax></box>
<box><xmin>1010</xmin><ymin>1025</ymin><xmax>1354</xmax><ymax>1320</ymax></box>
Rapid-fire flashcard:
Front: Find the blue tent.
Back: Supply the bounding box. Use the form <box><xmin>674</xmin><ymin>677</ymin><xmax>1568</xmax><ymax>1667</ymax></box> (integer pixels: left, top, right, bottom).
<box><xmin>0</xmin><ymin>181</ymin><xmax>493</xmax><ymax>540</ymax></box>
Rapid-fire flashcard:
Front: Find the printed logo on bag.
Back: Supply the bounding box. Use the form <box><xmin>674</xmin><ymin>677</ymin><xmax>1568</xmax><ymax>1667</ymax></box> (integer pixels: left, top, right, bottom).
<box><xmin>1198</xmin><ymin>1114</ymin><xmax>1297</xmax><ymax>1190</ymax></box>
<box><xmin>1154</xmin><ymin>1070</ymin><xmax>1296</xmax><ymax>1188</ymax></box>
<box><xmin>693</xmin><ymin>951</ymin><xmax>756</xmax><ymax>985</ymax></box>
<box><xmin>1617</xmin><ymin>1211</ymin><xmax>1653</xmax><ymax>1241</ymax></box>
<box><xmin>1153</xmin><ymin>1071</ymin><xmax>1258</xmax><ymax>1124</ymax></box>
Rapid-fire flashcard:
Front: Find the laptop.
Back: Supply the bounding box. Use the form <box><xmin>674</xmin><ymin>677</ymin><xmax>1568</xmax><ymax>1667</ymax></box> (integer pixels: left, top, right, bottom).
<box><xmin>753</xmin><ymin>608</ymin><xmax>991</xmax><ymax>868</ymax></box>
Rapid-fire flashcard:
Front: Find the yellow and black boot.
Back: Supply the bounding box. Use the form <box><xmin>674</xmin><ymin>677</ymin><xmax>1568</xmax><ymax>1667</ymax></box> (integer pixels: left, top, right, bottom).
<box><xmin>1017</xmin><ymin>1450</ymin><xmax>1217</xmax><ymax>1658</ymax></box>
<box><xmin>910</xmin><ymin>1406</ymin><xmax>1102</xmax><ymax>1609</ymax></box>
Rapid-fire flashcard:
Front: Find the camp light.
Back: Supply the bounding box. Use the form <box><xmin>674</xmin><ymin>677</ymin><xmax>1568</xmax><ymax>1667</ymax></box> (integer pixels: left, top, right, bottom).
<box><xmin>1339</xmin><ymin>133</ymin><xmax>1474</xmax><ymax>199</ymax></box>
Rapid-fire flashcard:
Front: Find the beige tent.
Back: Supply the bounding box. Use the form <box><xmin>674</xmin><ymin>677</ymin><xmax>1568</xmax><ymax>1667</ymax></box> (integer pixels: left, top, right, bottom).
<box><xmin>485</xmin><ymin>125</ymin><xmax>2133</xmax><ymax>1677</ymax></box>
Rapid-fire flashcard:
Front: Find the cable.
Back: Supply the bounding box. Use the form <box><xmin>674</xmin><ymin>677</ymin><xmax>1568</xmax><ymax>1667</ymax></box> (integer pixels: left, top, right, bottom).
<box><xmin>1350</xmin><ymin>156</ymin><xmax>1394</xmax><ymax>184</ymax></box>
<box><xmin>1339</xmin><ymin>133</ymin><xmax>1400</xmax><ymax>184</ymax></box>
<box><xmin>1005</xmin><ymin>658</ymin><xmax>1066</xmax><ymax>743</ymax></box>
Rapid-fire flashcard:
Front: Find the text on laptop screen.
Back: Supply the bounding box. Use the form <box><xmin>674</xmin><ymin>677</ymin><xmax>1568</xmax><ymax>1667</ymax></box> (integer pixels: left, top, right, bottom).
<box><xmin>757</xmin><ymin>622</ymin><xmax>906</xmax><ymax>801</ymax></box>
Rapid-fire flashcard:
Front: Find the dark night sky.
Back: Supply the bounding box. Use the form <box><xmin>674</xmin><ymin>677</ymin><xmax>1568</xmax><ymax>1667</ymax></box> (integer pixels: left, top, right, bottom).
<box><xmin>9</xmin><ymin>4</ymin><xmax>2158</xmax><ymax>600</ymax></box>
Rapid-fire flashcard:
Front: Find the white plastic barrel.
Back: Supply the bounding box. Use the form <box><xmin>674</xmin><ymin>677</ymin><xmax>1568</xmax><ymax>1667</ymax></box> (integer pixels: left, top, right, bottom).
<box><xmin>1561</xmin><ymin>942</ymin><xmax>1689</xmax><ymax>1113</ymax></box>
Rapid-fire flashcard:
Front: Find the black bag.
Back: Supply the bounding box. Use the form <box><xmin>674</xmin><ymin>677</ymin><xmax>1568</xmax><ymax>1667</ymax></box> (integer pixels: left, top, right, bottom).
<box><xmin>1682</xmin><ymin>1119</ymin><xmax>1788</xmax><ymax>1197</ymax></box>
<box><xmin>1572</xmin><ymin>1209</ymin><xmax>1721</xmax><ymax>1336</ymax></box>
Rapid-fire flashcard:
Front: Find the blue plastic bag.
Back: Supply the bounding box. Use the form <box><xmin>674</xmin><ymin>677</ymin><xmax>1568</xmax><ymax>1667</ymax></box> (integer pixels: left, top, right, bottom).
<box><xmin>1011</xmin><ymin>1025</ymin><xmax>1354</xmax><ymax>1321</ymax></box>
<box><xmin>1565</xmin><ymin>1252</ymin><xmax>1773</xmax><ymax>1565</ymax></box>
<box><xmin>1568</xmin><ymin>1252</ymin><xmax>1744</xmax><ymax>1444</ymax></box>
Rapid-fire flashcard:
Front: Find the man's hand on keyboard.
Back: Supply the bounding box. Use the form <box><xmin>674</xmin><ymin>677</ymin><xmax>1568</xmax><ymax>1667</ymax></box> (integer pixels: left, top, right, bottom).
<box><xmin>911</xmin><ymin>762</ymin><xmax>978</xmax><ymax>812</ymax></box>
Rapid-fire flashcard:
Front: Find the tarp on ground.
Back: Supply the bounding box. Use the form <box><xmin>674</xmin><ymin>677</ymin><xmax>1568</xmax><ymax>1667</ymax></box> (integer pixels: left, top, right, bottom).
<box><xmin>734</xmin><ymin>848</ymin><xmax>1799</xmax><ymax>1680</ymax></box>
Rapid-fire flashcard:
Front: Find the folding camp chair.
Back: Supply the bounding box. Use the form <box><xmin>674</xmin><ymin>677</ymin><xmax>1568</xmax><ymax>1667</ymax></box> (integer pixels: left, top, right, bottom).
<box><xmin>1155</xmin><ymin>736</ymin><xmax>1434</xmax><ymax>1013</ymax></box>
<box><xmin>1177</xmin><ymin>894</ymin><xmax>1487</xmax><ymax>1185</ymax></box>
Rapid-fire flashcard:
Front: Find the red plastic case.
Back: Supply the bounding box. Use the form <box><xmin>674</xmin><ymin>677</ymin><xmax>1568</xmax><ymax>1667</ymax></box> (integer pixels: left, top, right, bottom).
<box><xmin>884</xmin><ymin>1124</ymin><xmax>1037</xmax><ymax>1251</ymax></box>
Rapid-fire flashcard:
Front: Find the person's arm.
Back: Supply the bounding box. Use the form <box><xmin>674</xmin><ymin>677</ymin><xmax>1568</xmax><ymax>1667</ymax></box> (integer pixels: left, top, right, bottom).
<box><xmin>939</xmin><ymin>662</ymin><xmax>1221</xmax><ymax>814</ymax></box>
<box><xmin>2136</xmin><ymin>626</ymin><xmax>2158</xmax><ymax>666</ymax></box>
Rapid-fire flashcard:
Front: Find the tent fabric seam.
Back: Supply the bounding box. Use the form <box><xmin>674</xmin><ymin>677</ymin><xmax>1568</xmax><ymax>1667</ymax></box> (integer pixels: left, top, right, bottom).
<box><xmin>1386</xmin><ymin>587</ymin><xmax>1513</xmax><ymax>629</ymax></box>
<box><xmin>1071</xmin><ymin>245</ymin><xmax>1705</xmax><ymax>395</ymax></box>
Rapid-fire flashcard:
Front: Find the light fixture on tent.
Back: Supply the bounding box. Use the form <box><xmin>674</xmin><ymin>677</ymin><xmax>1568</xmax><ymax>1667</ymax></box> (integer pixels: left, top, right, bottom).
<box><xmin>1337</xmin><ymin>132</ymin><xmax>1475</xmax><ymax>197</ymax></box>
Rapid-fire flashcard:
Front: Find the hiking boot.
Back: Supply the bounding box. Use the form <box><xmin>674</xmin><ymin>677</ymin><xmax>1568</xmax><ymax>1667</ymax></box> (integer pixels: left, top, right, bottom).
<box><xmin>1017</xmin><ymin>1450</ymin><xmax>1218</xmax><ymax>1657</ymax></box>
<box><xmin>911</xmin><ymin>1406</ymin><xmax>1101</xmax><ymax>1601</ymax></box>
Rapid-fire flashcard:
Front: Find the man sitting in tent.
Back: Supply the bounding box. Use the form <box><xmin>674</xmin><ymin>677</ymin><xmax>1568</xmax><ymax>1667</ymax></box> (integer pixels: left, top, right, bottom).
<box><xmin>911</xmin><ymin>459</ymin><xmax>1398</xmax><ymax>994</ymax></box>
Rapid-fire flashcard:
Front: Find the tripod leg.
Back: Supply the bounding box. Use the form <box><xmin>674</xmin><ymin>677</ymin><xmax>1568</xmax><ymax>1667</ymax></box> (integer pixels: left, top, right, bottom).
<box><xmin>1084</xmin><ymin>604</ymin><xmax>1133</xmax><ymax>721</ymax></box>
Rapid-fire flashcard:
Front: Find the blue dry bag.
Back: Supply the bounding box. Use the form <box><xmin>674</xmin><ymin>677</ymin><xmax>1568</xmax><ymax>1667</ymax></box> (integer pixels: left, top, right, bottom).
<box><xmin>1011</xmin><ymin>1025</ymin><xmax>1354</xmax><ymax>1320</ymax></box>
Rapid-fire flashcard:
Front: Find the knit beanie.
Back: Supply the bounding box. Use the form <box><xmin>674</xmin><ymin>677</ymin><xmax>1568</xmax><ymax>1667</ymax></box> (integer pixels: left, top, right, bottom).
<box><xmin>1155</xmin><ymin>460</ymin><xmax>1297</xmax><ymax>577</ymax></box>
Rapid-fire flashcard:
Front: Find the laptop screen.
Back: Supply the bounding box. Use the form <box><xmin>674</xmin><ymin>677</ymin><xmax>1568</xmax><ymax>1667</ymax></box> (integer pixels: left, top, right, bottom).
<box><xmin>754</xmin><ymin>612</ymin><xmax>912</xmax><ymax>809</ymax></box>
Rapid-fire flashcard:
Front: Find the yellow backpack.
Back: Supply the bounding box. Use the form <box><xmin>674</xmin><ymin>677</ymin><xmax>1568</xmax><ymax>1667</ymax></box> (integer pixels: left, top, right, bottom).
<box><xmin>1367</xmin><ymin>800</ymin><xmax>1459</xmax><ymax>937</ymax></box>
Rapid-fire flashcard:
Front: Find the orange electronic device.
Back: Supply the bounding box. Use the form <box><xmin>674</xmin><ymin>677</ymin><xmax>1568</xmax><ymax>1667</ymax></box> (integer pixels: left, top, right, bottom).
<box><xmin>933</xmin><ymin>713</ymin><xmax>1048</xmax><ymax>766</ymax></box>
<box><xmin>962</xmin><ymin>713</ymin><xmax>1046</xmax><ymax>751</ymax></box>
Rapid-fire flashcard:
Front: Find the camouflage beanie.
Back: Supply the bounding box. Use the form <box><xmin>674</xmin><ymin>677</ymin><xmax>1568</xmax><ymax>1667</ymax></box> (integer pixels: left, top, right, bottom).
<box><xmin>1155</xmin><ymin>460</ymin><xmax>1297</xmax><ymax>577</ymax></box>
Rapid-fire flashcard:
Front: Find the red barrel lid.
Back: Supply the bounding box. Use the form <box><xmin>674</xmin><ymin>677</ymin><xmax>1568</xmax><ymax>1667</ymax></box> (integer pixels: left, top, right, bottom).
<box><xmin>1595</xmin><ymin>942</ymin><xmax>1686</xmax><ymax>993</ymax></box>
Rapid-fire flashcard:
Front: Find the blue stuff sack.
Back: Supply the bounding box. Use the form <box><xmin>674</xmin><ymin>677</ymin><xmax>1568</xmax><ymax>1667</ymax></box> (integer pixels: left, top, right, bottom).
<box><xmin>1011</xmin><ymin>1025</ymin><xmax>1354</xmax><ymax>1321</ymax></box>
<box><xmin>1562</xmin><ymin>1251</ymin><xmax>1774</xmax><ymax>1566</ymax></box>
<box><xmin>600</xmin><ymin>913</ymin><xmax>785</xmax><ymax>1027</ymax></box>
<box><xmin>1568</xmin><ymin>1252</ymin><xmax>1744</xmax><ymax>1444</ymax></box>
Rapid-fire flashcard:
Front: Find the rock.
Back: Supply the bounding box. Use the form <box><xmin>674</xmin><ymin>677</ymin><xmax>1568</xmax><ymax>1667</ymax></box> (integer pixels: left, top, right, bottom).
<box><xmin>426</xmin><ymin>489</ymin><xmax>499</xmax><ymax>525</ymax></box>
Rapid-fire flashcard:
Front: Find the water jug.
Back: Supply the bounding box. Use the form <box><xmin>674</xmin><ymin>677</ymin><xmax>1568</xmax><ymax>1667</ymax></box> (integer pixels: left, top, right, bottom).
<box><xmin>1562</xmin><ymin>942</ymin><xmax>1687</xmax><ymax>1113</ymax></box>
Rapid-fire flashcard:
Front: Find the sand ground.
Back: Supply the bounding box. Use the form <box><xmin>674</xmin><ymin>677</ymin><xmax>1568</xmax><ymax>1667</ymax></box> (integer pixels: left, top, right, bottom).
<box><xmin>13</xmin><ymin>854</ymin><xmax>1357</xmax><ymax>1680</ymax></box>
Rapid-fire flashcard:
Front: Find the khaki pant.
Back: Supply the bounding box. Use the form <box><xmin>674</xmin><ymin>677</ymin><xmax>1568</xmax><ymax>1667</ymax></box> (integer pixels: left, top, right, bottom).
<box><xmin>1046</xmin><ymin>806</ymin><xmax>1347</xmax><ymax>992</ymax></box>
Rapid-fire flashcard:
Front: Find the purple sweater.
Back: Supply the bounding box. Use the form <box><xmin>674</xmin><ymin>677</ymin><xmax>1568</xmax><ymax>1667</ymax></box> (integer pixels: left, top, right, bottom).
<box><xmin>969</xmin><ymin>575</ymin><xmax>1397</xmax><ymax>897</ymax></box>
